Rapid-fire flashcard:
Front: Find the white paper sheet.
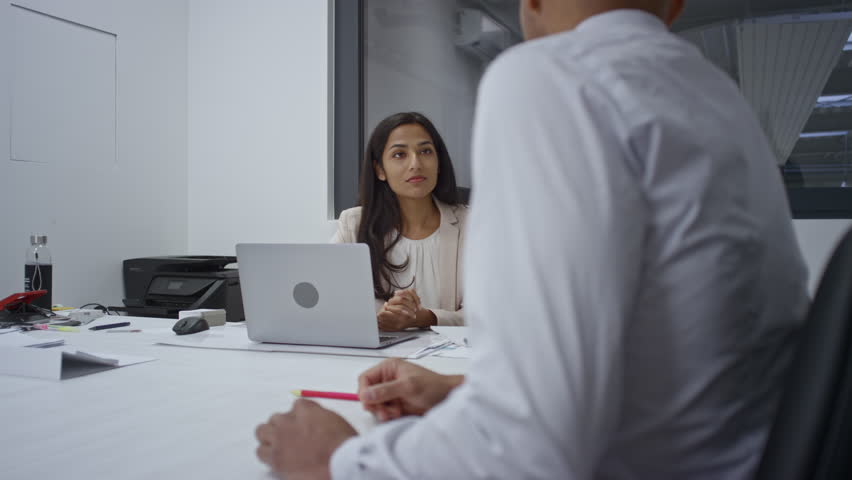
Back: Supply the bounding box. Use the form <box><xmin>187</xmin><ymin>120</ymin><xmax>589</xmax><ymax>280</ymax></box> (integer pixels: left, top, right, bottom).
<box><xmin>433</xmin><ymin>344</ymin><xmax>472</xmax><ymax>359</ymax></box>
<box><xmin>430</xmin><ymin>326</ymin><xmax>472</xmax><ymax>358</ymax></box>
<box><xmin>430</xmin><ymin>326</ymin><xmax>471</xmax><ymax>347</ymax></box>
<box><xmin>157</xmin><ymin>325</ymin><xmax>448</xmax><ymax>359</ymax></box>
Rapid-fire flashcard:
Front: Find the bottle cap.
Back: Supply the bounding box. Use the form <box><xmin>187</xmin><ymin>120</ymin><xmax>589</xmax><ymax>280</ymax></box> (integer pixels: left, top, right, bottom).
<box><xmin>30</xmin><ymin>235</ymin><xmax>47</xmax><ymax>245</ymax></box>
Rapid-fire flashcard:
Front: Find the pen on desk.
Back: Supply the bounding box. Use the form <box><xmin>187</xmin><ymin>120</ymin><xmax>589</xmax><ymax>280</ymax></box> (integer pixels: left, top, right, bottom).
<box><xmin>105</xmin><ymin>329</ymin><xmax>142</xmax><ymax>333</ymax></box>
<box><xmin>89</xmin><ymin>321</ymin><xmax>131</xmax><ymax>331</ymax></box>
<box><xmin>291</xmin><ymin>389</ymin><xmax>359</xmax><ymax>401</ymax></box>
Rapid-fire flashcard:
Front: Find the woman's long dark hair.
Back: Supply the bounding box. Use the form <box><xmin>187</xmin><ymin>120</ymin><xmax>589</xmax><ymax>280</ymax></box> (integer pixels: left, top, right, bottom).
<box><xmin>357</xmin><ymin>112</ymin><xmax>459</xmax><ymax>301</ymax></box>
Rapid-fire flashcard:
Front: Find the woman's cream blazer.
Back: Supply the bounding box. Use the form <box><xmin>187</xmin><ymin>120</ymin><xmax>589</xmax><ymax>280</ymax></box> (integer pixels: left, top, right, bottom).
<box><xmin>332</xmin><ymin>200</ymin><xmax>467</xmax><ymax>326</ymax></box>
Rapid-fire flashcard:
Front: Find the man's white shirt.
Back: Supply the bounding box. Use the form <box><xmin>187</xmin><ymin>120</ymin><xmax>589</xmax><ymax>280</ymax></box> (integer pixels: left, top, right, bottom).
<box><xmin>332</xmin><ymin>9</ymin><xmax>809</xmax><ymax>479</ymax></box>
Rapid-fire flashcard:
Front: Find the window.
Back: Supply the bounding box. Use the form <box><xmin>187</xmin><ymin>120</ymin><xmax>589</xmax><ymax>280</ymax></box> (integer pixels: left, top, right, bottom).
<box><xmin>331</xmin><ymin>0</ymin><xmax>520</xmax><ymax>216</ymax></box>
<box><xmin>677</xmin><ymin>4</ymin><xmax>852</xmax><ymax>218</ymax></box>
<box><xmin>333</xmin><ymin>1</ymin><xmax>852</xmax><ymax>218</ymax></box>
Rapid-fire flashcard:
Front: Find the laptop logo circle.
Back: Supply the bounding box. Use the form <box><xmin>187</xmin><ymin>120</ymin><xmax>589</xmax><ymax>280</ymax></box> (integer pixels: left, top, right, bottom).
<box><xmin>293</xmin><ymin>282</ymin><xmax>319</xmax><ymax>309</ymax></box>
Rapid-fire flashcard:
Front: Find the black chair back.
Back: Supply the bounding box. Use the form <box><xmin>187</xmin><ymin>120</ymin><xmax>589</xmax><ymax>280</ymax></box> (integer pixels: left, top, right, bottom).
<box><xmin>755</xmin><ymin>227</ymin><xmax>852</xmax><ymax>480</ymax></box>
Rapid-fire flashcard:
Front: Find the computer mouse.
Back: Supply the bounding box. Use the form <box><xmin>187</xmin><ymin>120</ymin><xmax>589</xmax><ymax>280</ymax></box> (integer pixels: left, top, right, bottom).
<box><xmin>172</xmin><ymin>316</ymin><xmax>209</xmax><ymax>335</ymax></box>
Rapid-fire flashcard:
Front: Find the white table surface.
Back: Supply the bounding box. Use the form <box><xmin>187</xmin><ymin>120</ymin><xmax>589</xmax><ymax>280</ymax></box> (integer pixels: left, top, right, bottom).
<box><xmin>0</xmin><ymin>316</ymin><xmax>468</xmax><ymax>479</ymax></box>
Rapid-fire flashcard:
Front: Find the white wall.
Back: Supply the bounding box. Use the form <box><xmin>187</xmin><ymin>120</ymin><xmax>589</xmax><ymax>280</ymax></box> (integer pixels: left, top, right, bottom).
<box><xmin>4</xmin><ymin>0</ymin><xmax>848</xmax><ymax>311</ymax></box>
<box><xmin>187</xmin><ymin>0</ymin><xmax>335</xmax><ymax>254</ymax></box>
<box><xmin>364</xmin><ymin>0</ymin><xmax>484</xmax><ymax>189</ymax></box>
<box><xmin>793</xmin><ymin>219</ymin><xmax>852</xmax><ymax>294</ymax></box>
<box><xmin>0</xmin><ymin>0</ymin><xmax>188</xmax><ymax>307</ymax></box>
<box><xmin>1</xmin><ymin>0</ymin><xmax>335</xmax><ymax>308</ymax></box>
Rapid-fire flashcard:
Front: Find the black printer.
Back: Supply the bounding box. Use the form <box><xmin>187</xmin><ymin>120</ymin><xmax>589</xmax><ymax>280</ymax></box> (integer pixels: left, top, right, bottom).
<box><xmin>122</xmin><ymin>256</ymin><xmax>244</xmax><ymax>322</ymax></box>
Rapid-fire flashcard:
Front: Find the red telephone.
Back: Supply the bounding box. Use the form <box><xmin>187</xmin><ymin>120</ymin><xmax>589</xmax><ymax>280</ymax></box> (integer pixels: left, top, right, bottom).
<box><xmin>0</xmin><ymin>290</ymin><xmax>47</xmax><ymax>312</ymax></box>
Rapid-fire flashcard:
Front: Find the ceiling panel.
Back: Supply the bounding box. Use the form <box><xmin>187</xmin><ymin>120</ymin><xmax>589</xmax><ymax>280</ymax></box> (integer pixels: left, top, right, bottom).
<box><xmin>674</xmin><ymin>0</ymin><xmax>851</xmax><ymax>32</ymax></box>
<box><xmin>738</xmin><ymin>19</ymin><xmax>852</xmax><ymax>163</ymax></box>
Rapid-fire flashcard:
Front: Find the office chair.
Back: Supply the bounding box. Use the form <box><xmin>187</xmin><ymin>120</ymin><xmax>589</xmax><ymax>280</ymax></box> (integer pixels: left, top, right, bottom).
<box><xmin>754</xmin><ymin>227</ymin><xmax>852</xmax><ymax>480</ymax></box>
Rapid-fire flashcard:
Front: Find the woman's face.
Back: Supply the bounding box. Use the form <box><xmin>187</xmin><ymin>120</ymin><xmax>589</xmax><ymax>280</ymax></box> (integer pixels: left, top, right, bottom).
<box><xmin>375</xmin><ymin>123</ymin><xmax>439</xmax><ymax>201</ymax></box>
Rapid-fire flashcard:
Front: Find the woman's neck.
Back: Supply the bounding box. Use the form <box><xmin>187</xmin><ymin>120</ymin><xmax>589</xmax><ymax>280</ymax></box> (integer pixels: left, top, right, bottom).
<box><xmin>398</xmin><ymin>196</ymin><xmax>440</xmax><ymax>240</ymax></box>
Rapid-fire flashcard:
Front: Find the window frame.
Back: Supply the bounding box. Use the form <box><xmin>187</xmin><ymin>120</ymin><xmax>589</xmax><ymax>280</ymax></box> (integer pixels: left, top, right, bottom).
<box><xmin>331</xmin><ymin>0</ymin><xmax>365</xmax><ymax>217</ymax></box>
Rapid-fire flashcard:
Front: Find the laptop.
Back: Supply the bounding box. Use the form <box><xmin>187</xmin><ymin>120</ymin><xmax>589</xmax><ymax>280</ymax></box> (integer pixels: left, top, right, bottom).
<box><xmin>235</xmin><ymin>243</ymin><xmax>419</xmax><ymax>348</ymax></box>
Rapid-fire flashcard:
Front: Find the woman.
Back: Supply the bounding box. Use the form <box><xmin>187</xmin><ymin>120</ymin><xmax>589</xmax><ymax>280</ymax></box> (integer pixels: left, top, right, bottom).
<box><xmin>332</xmin><ymin>112</ymin><xmax>467</xmax><ymax>331</ymax></box>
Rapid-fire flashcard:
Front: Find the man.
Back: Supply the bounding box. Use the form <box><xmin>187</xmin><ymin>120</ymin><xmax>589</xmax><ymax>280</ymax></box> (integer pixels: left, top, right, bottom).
<box><xmin>255</xmin><ymin>0</ymin><xmax>810</xmax><ymax>478</ymax></box>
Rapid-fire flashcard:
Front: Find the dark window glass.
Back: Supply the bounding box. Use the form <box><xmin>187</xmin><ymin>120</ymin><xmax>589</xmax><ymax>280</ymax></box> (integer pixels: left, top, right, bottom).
<box><xmin>334</xmin><ymin>1</ymin><xmax>852</xmax><ymax>218</ymax></box>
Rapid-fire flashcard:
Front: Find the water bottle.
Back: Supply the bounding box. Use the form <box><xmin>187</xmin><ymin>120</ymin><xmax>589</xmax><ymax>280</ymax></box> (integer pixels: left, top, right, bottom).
<box><xmin>24</xmin><ymin>234</ymin><xmax>53</xmax><ymax>310</ymax></box>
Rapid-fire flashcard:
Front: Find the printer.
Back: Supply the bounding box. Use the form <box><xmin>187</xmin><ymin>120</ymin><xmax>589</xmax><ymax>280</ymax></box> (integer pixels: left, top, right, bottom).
<box><xmin>122</xmin><ymin>256</ymin><xmax>244</xmax><ymax>322</ymax></box>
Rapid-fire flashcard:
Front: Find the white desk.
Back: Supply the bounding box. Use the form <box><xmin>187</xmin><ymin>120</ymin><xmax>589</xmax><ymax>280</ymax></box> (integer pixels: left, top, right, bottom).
<box><xmin>0</xmin><ymin>316</ymin><xmax>468</xmax><ymax>479</ymax></box>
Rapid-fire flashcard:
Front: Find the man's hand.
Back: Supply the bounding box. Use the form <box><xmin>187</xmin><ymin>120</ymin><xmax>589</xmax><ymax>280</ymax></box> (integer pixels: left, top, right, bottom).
<box><xmin>358</xmin><ymin>358</ymin><xmax>464</xmax><ymax>421</ymax></box>
<box><xmin>255</xmin><ymin>399</ymin><xmax>357</xmax><ymax>479</ymax></box>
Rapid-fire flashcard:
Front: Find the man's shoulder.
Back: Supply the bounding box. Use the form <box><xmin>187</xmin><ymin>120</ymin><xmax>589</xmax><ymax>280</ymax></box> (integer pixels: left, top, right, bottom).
<box><xmin>480</xmin><ymin>35</ymin><xmax>592</xmax><ymax>106</ymax></box>
<box><xmin>483</xmin><ymin>39</ymin><xmax>557</xmax><ymax>82</ymax></box>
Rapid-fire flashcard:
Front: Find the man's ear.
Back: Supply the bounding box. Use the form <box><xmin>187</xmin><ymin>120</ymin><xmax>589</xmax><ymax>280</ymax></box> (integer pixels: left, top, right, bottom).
<box><xmin>523</xmin><ymin>0</ymin><xmax>543</xmax><ymax>15</ymax></box>
<box><xmin>663</xmin><ymin>0</ymin><xmax>685</xmax><ymax>26</ymax></box>
<box><xmin>519</xmin><ymin>0</ymin><xmax>545</xmax><ymax>40</ymax></box>
<box><xmin>374</xmin><ymin>162</ymin><xmax>386</xmax><ymax>181</ymax></box>
<box><xmin>521</xmin><ymin>0</ymin><xmax>541</xmax><ymax>13</ymax></box>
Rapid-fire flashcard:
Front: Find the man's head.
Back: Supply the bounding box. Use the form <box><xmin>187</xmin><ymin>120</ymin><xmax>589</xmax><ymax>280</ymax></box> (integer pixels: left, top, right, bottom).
<box><xmin>519</xmin><ymin>0</ymin><xmax>685</xmax><ymax>40</ymax></box>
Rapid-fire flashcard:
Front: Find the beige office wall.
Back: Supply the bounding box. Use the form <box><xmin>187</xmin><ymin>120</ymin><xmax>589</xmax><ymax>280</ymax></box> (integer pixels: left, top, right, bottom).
<box><xmin>186</xmin><ymin>0</ymin><xmax>335</xmax><ymax>255</ymax></box>
<box><xmin>0</xmin><ymin>0</ymin><xmax>189</xmax><ymax>307</ymax></box>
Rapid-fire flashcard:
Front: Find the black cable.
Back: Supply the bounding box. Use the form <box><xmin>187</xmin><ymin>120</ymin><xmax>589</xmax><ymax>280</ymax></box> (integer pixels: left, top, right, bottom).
<box><xmin>78</xmin><ymin>303</ymin><xmax>122</xmax><ymax>316</ymax></box>
<box><xmin>79</xmin><ymin>303</ymin><xmax>108</xmax><ymax>311</ymax></box>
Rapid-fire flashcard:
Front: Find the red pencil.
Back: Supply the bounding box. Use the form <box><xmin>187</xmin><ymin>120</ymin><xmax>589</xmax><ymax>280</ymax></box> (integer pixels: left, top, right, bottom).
<box><xmin>291</xmin><ymin>389</ymin><xmax>359</xmax><ymax>401</ymax></box>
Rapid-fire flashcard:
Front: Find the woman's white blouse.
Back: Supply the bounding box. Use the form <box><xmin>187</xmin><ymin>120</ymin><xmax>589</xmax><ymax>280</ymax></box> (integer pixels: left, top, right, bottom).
<box><xmin>385</xmin><ymin>230</ymin><xmax>441</xmax><ymax>310</ymax></box>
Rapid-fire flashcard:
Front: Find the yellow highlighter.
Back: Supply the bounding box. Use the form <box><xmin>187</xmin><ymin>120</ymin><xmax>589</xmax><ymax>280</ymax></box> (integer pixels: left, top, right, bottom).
<box><xmin>34</xmin><ymin>325</ymin><xmax>79</xmax><ymax>332</ymax></box>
